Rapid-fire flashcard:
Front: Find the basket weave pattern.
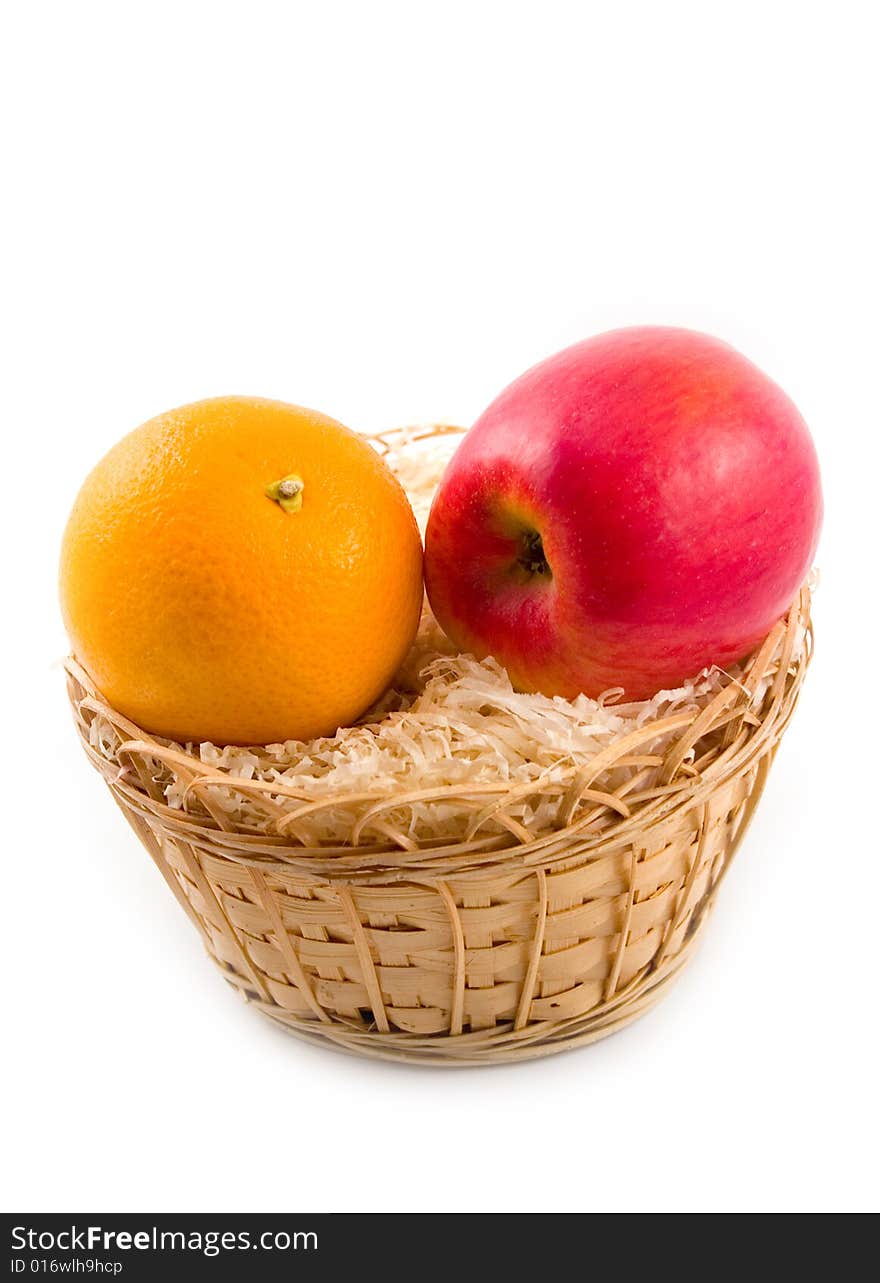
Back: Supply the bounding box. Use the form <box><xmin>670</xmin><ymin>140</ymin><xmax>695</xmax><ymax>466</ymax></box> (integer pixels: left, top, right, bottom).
<box><xmin>67</xmin><ymin>579</ymin><xmax>811</xmax><ymax>1065</ymax></box>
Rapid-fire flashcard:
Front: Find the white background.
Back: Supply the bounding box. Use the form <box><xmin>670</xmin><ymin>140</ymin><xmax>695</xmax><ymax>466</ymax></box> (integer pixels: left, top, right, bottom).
<box><xmin>2</xmin><ymin>2</ymin><xmax>878</xmax><ymax>1214</ymax></box>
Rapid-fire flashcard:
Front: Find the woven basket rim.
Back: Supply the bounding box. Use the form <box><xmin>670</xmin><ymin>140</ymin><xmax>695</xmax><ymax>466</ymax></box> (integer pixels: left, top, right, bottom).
<box><xmin>66</xmin><ymin>585</ymin><xmax>811</xmax><ymax>881</ymax></box>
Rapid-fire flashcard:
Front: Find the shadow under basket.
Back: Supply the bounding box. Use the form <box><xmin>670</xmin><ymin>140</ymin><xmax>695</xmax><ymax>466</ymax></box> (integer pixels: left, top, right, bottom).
<box><xmin>67</xmin><ymin>588</ymin><xmax>812</xmax><ymax>1067</ymax></box>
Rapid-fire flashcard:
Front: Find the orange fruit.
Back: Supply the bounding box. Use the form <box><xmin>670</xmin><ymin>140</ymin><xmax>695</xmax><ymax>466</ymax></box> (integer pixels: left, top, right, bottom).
<box><xmin>59</xmin><ymin>396</ymin><xmax>423</xmax><ymax>744</ymax></box>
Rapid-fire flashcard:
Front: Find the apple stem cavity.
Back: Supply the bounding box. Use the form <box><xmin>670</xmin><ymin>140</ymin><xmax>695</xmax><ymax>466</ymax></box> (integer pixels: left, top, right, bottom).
<box><xmin>516</xmin><ymin>528</ymin><xmax>552</xmax><ymax>581</ymax></box>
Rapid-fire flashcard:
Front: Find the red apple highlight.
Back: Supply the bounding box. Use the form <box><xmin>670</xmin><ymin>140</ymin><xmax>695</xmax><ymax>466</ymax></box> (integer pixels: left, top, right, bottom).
<box><xmin>425</xmin><ymin>327</ymin><xmax>822</xmax><ymax>700</ymax></box>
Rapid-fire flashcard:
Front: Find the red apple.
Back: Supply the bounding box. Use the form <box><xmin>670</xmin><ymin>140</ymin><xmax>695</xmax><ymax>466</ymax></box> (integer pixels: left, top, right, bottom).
<box><xmin>425</xmin><ymin>327</ymin><xmax>822</xmax><ymax>700</ymax></box>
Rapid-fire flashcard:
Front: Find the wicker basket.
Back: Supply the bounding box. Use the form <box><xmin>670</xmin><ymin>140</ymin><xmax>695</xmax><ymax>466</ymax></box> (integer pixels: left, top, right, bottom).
<box><xmin>64</xmin><ymin>429</ymin><xmax>812</xmax><ymax>1066</ymax></box>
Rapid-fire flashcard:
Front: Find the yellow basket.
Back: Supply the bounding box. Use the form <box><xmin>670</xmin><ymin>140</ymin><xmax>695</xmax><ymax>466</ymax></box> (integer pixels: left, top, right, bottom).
<box><xmin>66</xmin><ymin>572</ymin><xmax>811</xmax><ymax>1066</ymax></box>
